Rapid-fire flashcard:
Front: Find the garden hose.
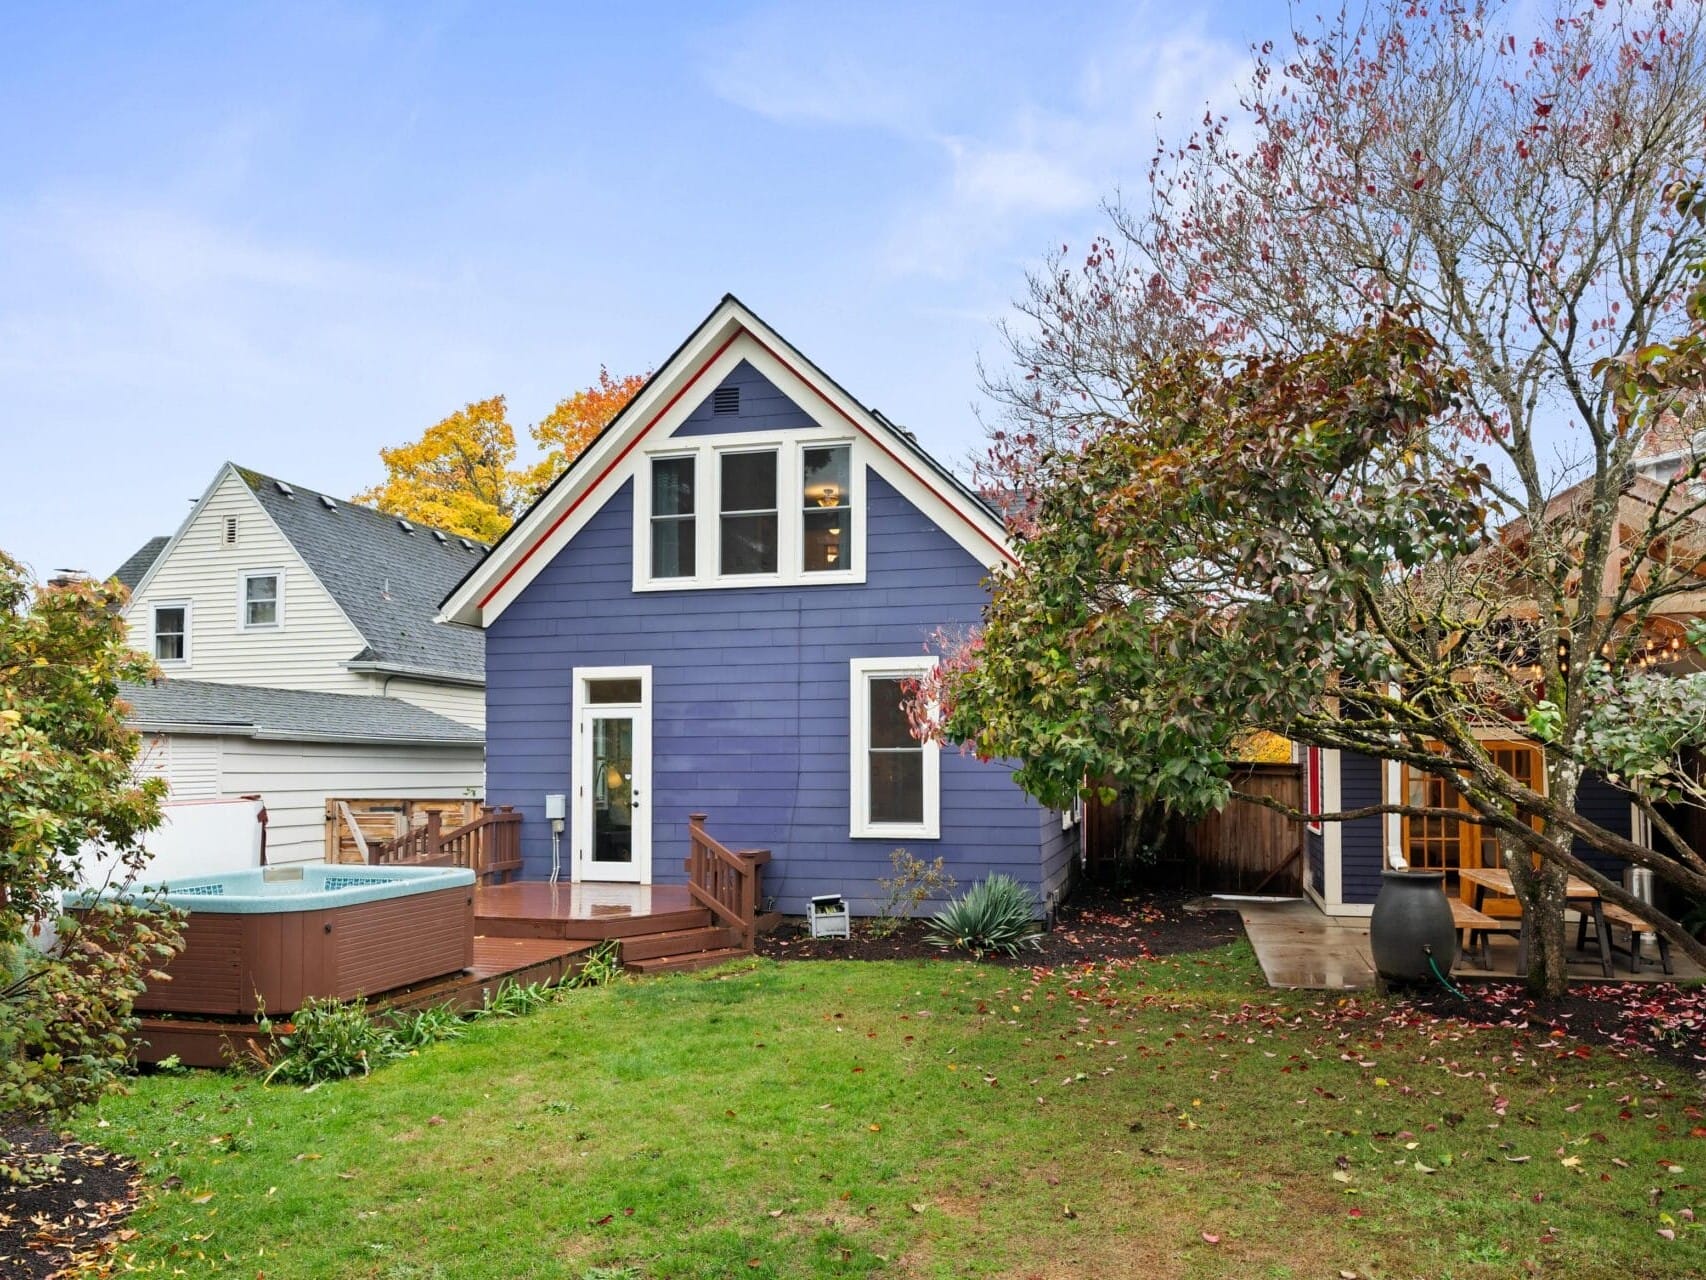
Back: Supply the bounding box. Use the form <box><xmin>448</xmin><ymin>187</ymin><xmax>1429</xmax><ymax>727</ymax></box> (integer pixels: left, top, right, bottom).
<box><xmin>1424</xmin><ymin>946</ymin><xmax>1465</xmax><ymax>1000</ymax></box>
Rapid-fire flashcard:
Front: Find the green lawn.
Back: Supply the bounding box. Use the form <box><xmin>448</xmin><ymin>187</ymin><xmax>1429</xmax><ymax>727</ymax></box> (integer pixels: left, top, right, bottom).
<box><xmin>75</xmin><ymin>943</ymin><xmax>1703</xmax><ymax>1278</ymax></box>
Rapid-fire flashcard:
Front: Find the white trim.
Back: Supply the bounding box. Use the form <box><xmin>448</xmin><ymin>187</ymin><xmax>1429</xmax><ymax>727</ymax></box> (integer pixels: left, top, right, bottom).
<box><xmin>150</xmin><ymin>599</ymin><xmax>191</xmax><ymax>667</ymax></box>
<box><xmin>1322</xmin><ymin>748</ymin><xmax>1343</xmax><ymax>907</ymax></box>
<box><xmin>237</xmin><ymin>568</ymin><xmax>284</xmax><ymax>631</ymax></box>
<box><xmin>123</xmin><ymin>466</ymin><xmax>232</xmax><ymax>608</ymax></box>
<box><xmin>849</xmin><ymin>655</ymin><xmax>940</xmax><ymax>840</ymax></box>
<box><xmin>442</xmin><ymin>299</ymin><xmax>1012</xmax><ymax>627</ymax></box>
<box><xmin>1632</xmin><ymin>802</ymin><xmax>1653</xmax><ymax>850</ymax></box>
<box><xmin>1384</xmin><ymin>758</ymin><xmax>1405</xmax><ymax>869</ymax></box>
<box><xmin>1061</xmin><ymin>791</ymin><xmax>1083</xmax><ymax>830</ymax></box>
<box><xmin>632</xmin><ymin>430</ymin><xmax>866</xmax><ymax>592</ymax></box>
<box><xmin>570</xmin><ymin>665</ymin><xmax>652</xmax><ymax>884</ymax></box>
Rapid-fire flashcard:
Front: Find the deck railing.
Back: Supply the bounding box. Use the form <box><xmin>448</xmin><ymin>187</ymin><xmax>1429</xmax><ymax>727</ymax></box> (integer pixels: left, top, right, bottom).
<box><xmin>370</xmin><ymin>806</ymin><xmax>523</xmax><ymax>884</ymax></box>
<box><xmin>685</xmin><ymin>812</ymin><xmax>772</xmax><ymax>951</ymax></box>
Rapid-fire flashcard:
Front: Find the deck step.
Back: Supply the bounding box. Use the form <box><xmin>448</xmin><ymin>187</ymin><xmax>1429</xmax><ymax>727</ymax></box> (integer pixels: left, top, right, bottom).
<box><xmin>619</xmin><ymin>926</ymin><xmax>742</xmax><ymax>963</ymax></box>
<box><xmin>626</xmin><ymin>946</ymin><xmax>751</xmax><ymax>975</ymax></box>
<box><xmin>476</xmin><ymin>906</ymin><xmax>714</xmax><ymax>941</ymax></box>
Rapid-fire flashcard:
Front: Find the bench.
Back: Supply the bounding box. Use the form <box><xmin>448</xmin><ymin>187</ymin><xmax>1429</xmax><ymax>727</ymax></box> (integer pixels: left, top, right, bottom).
<box><xmin>1450</xmin><ymin>899</ymin><xmax>1512</xmax><ymax>970</ymax></box>
<box><xmin>1576</xmin><ymin>901</ymin><xmax>1674</xmax><ymax>975</ymax></box>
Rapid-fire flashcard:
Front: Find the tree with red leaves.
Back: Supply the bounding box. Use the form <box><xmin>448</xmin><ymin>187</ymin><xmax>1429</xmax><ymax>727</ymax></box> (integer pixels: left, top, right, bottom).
<box><xmin>950</xmin><ymin>1</ymin><xmax>1706</xmax><ymax>995</ymax></box>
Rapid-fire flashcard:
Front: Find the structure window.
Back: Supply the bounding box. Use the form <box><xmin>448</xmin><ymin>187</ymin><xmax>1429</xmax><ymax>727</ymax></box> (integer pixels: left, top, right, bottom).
<box><xmin>153</xmin><ymin>604</ymin><xmax>188</xmax><ymax>663</ymax></box>
<box><xmin>719</xmin><ymin>450</ymin><xmax>778</xmax><ymax>576</ymax></box>
<box><xmin>802</xmin><ymin>445</ymin><xmax>852</xmax><ymax>573</ymax></box>
<box><xmin>649</xmin><ymin>456</ymin><xmax>696</xmax><ymax>579</ymax></box>
<box><xmin>1401</xmin><ymin>742</ymin><xmax>1542</xmax><ymax>879</ymax></box>
<box><xmin>241</xmin><ymin>571</ymin><xmax>281</xmax><ymax>629</ymax></box>
<box><xmin>850</xmin><ymin>657</ymin><xmax>940</xmax><ymax>838</ymax></box>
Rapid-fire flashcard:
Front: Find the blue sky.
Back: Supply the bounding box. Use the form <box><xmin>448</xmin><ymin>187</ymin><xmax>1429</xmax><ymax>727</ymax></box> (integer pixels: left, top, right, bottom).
<box><xmin>1</xmin><ymin>1</ymin><xmax>1277</xmax><ymax>580</ymax></box>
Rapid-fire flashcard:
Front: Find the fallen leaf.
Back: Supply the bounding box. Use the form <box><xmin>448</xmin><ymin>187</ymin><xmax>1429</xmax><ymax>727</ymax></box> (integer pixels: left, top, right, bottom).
<box><xmin>1201</xmin><ymin>1232</ymin><xmax>1221</xmax><ymax>1244</ymax></box>
<box><xmin>190</xmin><ymin>1192</ymin><xmax>214</xmax><ymax>1204</ymax></box>
<box><xmin>909</xmin><ymin>1203</ymin><xmax>927</xmax><ymax>1215</ymax></box>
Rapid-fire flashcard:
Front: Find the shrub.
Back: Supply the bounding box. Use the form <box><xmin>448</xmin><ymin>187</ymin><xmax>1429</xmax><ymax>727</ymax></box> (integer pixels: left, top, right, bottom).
<box><xmin>869</xmin><ymin>848</ymin><xmax>957</xmax><ymax>938</ymax></box>
<box><xmin>264</xmin><ymin>996</ymin><xmax>394</xmax><ymax>1085</ymax></box>
<box><xmin>386</xmin><ymin>1003</ymin><xmax>465</xmax><ymax>1053</ymax></box>
<box><xmin>927</xmin><ymin>874</ymin><xmax>1043</xmax><ymax>959</ymax></box>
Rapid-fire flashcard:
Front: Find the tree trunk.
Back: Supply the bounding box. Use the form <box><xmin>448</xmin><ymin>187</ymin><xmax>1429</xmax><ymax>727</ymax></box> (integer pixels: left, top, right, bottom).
<box><xmin>1504</xmin><ymin>764</ymin><xmax>1579</xmax><ymax>998</ymax></box>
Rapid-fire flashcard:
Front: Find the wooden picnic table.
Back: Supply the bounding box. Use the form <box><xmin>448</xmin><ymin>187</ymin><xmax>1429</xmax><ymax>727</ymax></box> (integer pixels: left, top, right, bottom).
<box><xmin>1458</xmin><ymin>866</ymin><xmax>1615</xmax><ymax>978</ymax></box>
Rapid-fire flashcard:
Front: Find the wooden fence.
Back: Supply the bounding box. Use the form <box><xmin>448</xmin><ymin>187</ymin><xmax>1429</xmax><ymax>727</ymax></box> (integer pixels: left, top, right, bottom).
<box><xmin>1085</xmin><ymin>764</ymin><xmax>1305</xmax><ymax>895</ymax></box>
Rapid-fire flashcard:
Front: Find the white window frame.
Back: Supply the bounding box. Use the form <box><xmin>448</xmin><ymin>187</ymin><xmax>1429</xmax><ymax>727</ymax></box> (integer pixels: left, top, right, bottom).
<box><xmin>849</xmin><ymin>656</ymin><xmax>940</xmax><ymax>839</ymax></box>
<box><xmin>633</xmin><ymin>428</ymin><xmax>866</xmax><ymax>591</ymax></box>
<box><xmin>237</xmin><ymin>568</ymin><xmax>284</xmax><ymax>631</ymax></box>
<box><xmin>151</xmin><ymin>600</ymin><xmax>191</xmax><ymax>666</ymax></box>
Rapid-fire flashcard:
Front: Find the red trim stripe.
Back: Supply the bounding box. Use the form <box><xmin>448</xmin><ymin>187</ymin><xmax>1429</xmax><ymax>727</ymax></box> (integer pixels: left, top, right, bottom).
<box><xmin>477</xmin><ymin>326</ymin><xmax>1013</xmax><ymax>611</ymax></box>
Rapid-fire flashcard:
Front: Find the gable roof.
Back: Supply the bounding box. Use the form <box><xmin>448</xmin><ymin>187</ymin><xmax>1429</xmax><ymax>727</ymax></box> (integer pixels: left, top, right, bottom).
<box><xmin>130</xmin><ymin>463</ymin><xmax>489</xmax><ymax>683</ymax></box>
<box><xmin>439</xmin><ymin>294</ymin><xmax>1014</xmax><ymax>627</ymax></box>
<box><xmin>235</xmin><ymin>466</ymin><xmax>487</xmax><ymax>682</ymax></box>
<box><xmin>111</xmin><ymin>535</ymin><xmax>169</xmax><ymax>592</ymax></box>
<box><xmin>123</xmin><ymin>677</ymin><xmax>483</xmax><ymax>746</ymax></box>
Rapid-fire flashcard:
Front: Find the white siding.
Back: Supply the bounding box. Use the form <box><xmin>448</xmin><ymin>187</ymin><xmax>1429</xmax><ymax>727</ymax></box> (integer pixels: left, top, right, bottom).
<box><xmin>125</xmin><ymin>470</ymin><xmax>372</xmax><ymax>694</ymax></box>
<box><xmin>135</xmin><ymin>732</ymin><xmax>222</xmax><ymax>799</ymax></box>
<box><xmin>214</xmin><ymin>737</ymin><xmax>485</xmax><ymax>862</ymax></box>
<box><xmin>367</xmin><ymin>675</ymin><xmax>486</xmax><ymax>730</ymax></box>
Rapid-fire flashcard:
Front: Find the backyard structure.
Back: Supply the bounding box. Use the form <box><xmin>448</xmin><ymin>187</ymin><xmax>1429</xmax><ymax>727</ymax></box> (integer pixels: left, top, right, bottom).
<box><xmin>438</xmin><ymin>295</ymin><xmax>1079</xmax><ymax>917</ymax></box>
<box><xmin>111</xmin><ymin>462</ymin><xmax>489</xmax><ymax>862</ymax></box>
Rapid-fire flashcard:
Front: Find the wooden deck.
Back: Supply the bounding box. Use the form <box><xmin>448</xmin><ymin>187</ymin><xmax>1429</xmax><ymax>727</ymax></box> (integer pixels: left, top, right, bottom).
<box><xmin>474</xmin><ymin>881</ymin><xmax>711</xmax><ymax>939</ymax></box>
<box><xmin>133</xmin><ymin>934</ymin><xmax>595</xmax><ymax>1068</ymax></box>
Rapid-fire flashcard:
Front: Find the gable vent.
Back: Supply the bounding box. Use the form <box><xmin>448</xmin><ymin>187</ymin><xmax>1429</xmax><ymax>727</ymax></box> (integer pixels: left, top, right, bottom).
<box><xmin>275</xmin><ymin>480</ymin><xmax>294</xmax><ymax>497</ymax></box>
<box><xmin>223</xmin><ymin>515</ymin><xmax>238</xmax><ymax>546</ymax></box>
<box><xmin>713</xmin><ymin>385</ymin><xmax>740</xmax><ymax>415</ymax></box>
<box><xmin>319</xmin><ymin>494</ymin><xmax>337</xmax><ymax>510</ymax></box>
<box><xmin>397</xmin><ymin>518</ymin><xmax>414</xmax><ymax>534</ymax></box>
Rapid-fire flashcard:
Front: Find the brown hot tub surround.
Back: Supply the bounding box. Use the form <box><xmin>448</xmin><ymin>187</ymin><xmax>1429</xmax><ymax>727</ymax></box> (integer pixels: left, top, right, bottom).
<box><xmin>73</xmin><ymin>864</ymin><xmax>476</xmax><ymax>1017</ymax></box>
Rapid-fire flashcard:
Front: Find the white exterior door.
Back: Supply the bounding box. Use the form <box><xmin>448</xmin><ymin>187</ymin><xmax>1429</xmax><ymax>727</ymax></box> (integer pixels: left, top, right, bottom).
<box><xmin>571</xmin><ymin>666</ymin><xmax>651</xmax><ymax>884</ymax></box>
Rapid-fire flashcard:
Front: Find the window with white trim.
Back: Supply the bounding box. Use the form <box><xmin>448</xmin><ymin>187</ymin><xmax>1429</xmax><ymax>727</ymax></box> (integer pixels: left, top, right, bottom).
<box><xmin>850</xmin><ymin>656</ymin><xmax>940</xmax><ymax>838</ymax></box>
<box><xmin>633</xmin><ymin>433</ymin><xmax>864</xmax><ymax>590</ymax></box>
<box><xmin>240</xmin><ymin>570</ymin><xmax>281</xmax><ymax>629</ymax></box>
<box><xmin>152</xmin><ymin>603</ymin><xmax>189</xmax><ymax>663</ymax></box>
<box><xmin>649</xmin><ymin>455</ymin><xmax>696</xmax><ymax>579</ymax></box>
<box><xmin>719</xmin><ymin>450</ymin><xmax>779</xmax><ymax>576</ymax></box>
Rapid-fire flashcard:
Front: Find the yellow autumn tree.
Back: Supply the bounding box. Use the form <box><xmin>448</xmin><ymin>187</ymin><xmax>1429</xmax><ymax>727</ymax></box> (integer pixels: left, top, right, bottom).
<box><xmin>359</xmin><ymin>369</ymin><xmax>647</xmax><ymax>541</ymax></box>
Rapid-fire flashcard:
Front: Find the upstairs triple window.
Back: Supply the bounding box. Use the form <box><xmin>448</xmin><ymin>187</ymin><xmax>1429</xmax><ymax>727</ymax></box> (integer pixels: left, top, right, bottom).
<box><xmin>640</xmin><ymin>437</ymin><xmax>860</xmax><ymax>589</ymax></box>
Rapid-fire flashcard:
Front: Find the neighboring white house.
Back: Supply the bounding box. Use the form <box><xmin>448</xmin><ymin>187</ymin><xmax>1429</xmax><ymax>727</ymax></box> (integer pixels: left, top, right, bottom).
<box><xmin>111</xmin><ymin>462</ymin><xmax>489</xmax><ymax>863</ymax></box>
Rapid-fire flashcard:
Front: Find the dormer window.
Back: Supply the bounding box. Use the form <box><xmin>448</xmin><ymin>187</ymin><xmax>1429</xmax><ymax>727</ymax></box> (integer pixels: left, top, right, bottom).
<box><xmin>240</xmin><ymin>570</ymin><xmax>282</xmax><ymax>629</ymax></box>
<box><xmin>634</xmin><ymin>434</ymin><xmax>864</xmax><ymax>591</ymax></box>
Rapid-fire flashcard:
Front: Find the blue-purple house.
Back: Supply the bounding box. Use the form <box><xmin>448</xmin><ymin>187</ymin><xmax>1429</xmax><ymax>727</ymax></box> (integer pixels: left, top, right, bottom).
<box><xmin>438</xmin><ymin>296</ymin><xmax>1077</xmax><ymax>914</ymax></box>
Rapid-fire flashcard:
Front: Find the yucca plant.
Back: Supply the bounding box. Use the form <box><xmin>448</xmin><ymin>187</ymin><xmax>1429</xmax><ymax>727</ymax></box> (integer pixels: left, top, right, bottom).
<box><xmin>927</xmin><ymin>874</ymin><xmax>1043</xmax><ymax>959</ymax></box>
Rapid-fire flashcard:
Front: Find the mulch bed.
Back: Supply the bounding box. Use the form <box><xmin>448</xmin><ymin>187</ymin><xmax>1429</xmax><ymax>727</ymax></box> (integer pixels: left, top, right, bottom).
<box><xmin>0</xmin><ymin>1119</ymin><xmax>139</xmax><ymax>1280</ymax></box>
<box><xmin>755</xmin><ymin>888</ymin><xmax>1244</xmax><ymax>964</ymax></box>
<box><xmin>1403</xmin><ymin>981</ymin><xmax>1706</xmax><ymax>1074</ymax></box>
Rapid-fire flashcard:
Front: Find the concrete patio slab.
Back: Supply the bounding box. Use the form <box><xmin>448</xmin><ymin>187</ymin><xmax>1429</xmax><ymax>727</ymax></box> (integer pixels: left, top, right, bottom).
<box><xmin>1236</xmin><ymin>898</ymin><xmax>1703</xmax><ymax>990</ymax></box>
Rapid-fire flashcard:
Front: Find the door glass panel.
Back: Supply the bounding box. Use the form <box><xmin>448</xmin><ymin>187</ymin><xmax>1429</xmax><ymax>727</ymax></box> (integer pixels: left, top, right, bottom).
<box><xmin>592</xmin><ymin>716</ymin><xmax>634</xmax><ymax>864</ymax></box>
<box><xmin>585</xmin><ymin>679</ymin><xmax>643</xmax><ymax>704</ymax></box>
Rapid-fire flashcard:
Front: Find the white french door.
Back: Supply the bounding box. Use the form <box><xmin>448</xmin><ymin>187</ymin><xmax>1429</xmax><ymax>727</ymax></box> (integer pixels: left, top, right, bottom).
<box><xmin>571</xmin><ymin>666</ymin><xmax>652</xmax><ymax>884</ymax></box>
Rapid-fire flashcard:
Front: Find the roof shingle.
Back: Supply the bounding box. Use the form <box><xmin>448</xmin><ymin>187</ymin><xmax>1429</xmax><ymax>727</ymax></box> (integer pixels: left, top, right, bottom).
<box><xmin>122</xmin><ymin>678</ymin><xmax>483</xmax><ymax>746</ymax></box>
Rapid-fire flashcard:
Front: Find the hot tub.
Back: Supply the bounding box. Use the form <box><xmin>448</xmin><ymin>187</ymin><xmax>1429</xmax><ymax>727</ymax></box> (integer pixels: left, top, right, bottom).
<box><xmin>68</xmin><ymin>864</ymin><xmax>476</xmax><ymax>1016</ymax></box>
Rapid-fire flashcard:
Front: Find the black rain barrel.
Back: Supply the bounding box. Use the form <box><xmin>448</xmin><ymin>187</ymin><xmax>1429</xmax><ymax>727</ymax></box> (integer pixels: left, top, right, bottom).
<box><xmin>1369</xmin><ymin>869</ymin><xmax>1458</xmax><ymax>984</ymax></box>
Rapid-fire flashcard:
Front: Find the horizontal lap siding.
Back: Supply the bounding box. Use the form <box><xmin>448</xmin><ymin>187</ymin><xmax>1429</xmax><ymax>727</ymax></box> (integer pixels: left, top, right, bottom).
<box><xmin>486</xmin><ymin>472</ymin><xmax>1052</xmax><ymax>914</ymax></box>
<box><xmin>1307</xmin><ymin>828</ymin><xmax>1325</xmax><ymax>897</ymax></box>
<box><xmin>1572</xmin><ymin>772</ymin><xmax>1632</xmax><ymax>880</ymax></box>
<box><xmin>670</xmin><ymin>360</ymin><xmax>813</xmax><ymax>437</ymax></box>
<box><xmin>1339</xmin><ymin>752</ymin><xmax>1386</xmax><ymax>904</ymax></box>
<box><xmin>214</xmin><ymin>737</ymin><xmax>486</xmax><ymax>863</ymax></box>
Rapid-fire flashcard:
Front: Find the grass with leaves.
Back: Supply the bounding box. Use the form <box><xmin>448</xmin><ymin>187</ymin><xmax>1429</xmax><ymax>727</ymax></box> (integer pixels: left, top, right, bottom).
<box><xmin>75</xmin><ymin>943</ymin><xmax>1703</xmax><ymax>1278</ymax></box>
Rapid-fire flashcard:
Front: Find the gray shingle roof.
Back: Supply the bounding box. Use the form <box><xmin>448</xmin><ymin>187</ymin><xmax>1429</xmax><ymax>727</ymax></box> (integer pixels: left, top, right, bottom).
<box><xmin>111</xmin><ymin>536</ymin><xmax>169</xmax><ymax>592</ymax></box>
<box><xmin>234</xmin><ymin>466</ymin><xmax>486</xmax><ymax>682</ymax></box>
<box><xmin>122</xmin><ymin>678</ymin><xmax>483</xmax><ymax>746</ymax></box>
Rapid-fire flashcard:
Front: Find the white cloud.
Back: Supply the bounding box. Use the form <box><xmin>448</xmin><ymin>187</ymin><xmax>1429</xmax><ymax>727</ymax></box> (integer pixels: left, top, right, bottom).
<box><xmin>699</xmin><ymin>5</ymin><xmax>1251</xmax><ymax>281</ymax></box>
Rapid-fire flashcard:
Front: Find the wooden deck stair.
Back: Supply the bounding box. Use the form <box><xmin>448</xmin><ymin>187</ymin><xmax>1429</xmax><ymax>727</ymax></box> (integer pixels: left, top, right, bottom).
<box><xmin>471</xmin><ymin>812</ymin><xmax>779</xmax><ymax>975</ymax></box>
